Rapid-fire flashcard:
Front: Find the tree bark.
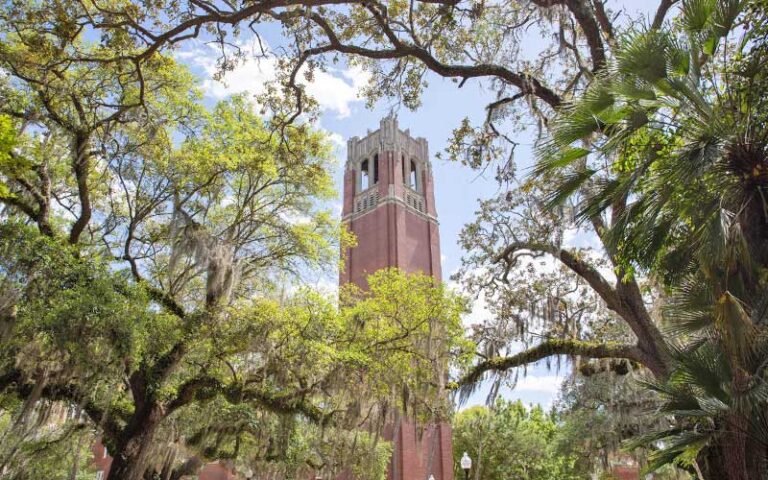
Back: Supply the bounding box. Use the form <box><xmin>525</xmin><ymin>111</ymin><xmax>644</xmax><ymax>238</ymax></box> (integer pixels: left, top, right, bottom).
<box><xmin>698</xmin><ymin>421</ymin><xmax>767</xmax><ymax>480</ymax></box>
<box><xmin>722</xmin><ymin>418</ymin><xmax>749</xmax><ymax>480</ymax></box>
<box><xmin>107</xmin><ymin>405</ymin><xmax>165</xmax><ymax>480</ymax></box>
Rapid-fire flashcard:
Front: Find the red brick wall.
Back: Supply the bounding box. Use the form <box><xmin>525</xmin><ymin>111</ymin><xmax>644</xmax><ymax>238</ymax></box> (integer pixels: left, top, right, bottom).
<box><xmin>385</xmin><ymin>420</ymin><xmax>453</xmax><ymax>480</ymax></box>
<box><xmin>342</xmin><ymin>150</ymin><xmax>442</xmax><ymax>289</ymax></box>
<box><xmin>611</xmin><ymin>465</ymin><xmax>640</xmax><ymax>480</ymax></box>
<box><xmin>91</xmin><ymin>440</ymin><xmax>112</xmax><ymax>477</ymax></box>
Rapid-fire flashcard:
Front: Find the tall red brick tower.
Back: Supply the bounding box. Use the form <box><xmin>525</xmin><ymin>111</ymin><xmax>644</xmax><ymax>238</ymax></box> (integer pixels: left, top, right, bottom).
<box><xmin>340</xmin><ymin>115</ymin><xmax>442</xmax><ymax>288</ymax></box>
<box><xmin>340</xmin><ymin>116</ymin><xmax>453</xmax><ymax>480</ymax></box>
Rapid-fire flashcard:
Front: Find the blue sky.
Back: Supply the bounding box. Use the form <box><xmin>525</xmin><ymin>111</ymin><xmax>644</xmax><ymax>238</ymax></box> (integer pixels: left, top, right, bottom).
<box><xmin>177</xmin><ymin>0</ymin><xmax>664</xmax><ymax>409</ymax></box>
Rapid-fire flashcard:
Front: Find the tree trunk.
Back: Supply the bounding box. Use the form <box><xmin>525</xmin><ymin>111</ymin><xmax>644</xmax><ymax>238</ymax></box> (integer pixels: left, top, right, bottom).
<box><xmin>69</xmin><ymin>431</ymin><xmax>84</xmax><ymax>480</ymax></box>
<box><xmin>699</xmin><ymin>428</ymin><xmax>766</xmax><ymax>480</ymax></box>
<box><xmin>107</xmin><ymin>406</ymin><xmax>165</xmax><ymax>480</ymax></box>
<box><xmin>723</xmin><ymin>423</ymin><xmax>748</xmax><ymax>480</ymax></box>
<box><xmin>169</xmin><ymin>456</ymin><xmax>204</xmax><ymax>480</ymax></box>
<box><xmin>745</xmin><ymin>434</ymin><xmax>767</xmax><ymax>480</ymax></box>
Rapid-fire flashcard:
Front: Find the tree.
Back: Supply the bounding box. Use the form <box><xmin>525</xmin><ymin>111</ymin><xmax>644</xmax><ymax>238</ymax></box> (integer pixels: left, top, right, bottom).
<box><xmin>0</xmin><ymin>5</ymin><xmax>473</xmax><ymax>477</ymax></box>
<box><xmin>0</xmin><ymin>30</ymin><xmax>467</xmax><ymax>477</ymax></box>
<box><xmin>555</xmin><ymin>369</ymin><xmax>693</xmax><ymax>480</ymax></box>
<box><xmin>0</xmin><ymin>0</ymin><xmax>690</xmax><ymax>386</ymax></box>
<box><xmin>452</xmin><ymin>176</ymin><xmax>665</xmax><ymax>401</ymax></box>
<box><xmin>0</xmin><ymin>213</ymin><xmax>465</xmax><ymax>480</ymax></box>
<box><xmin>536</xmin><ymin>0</ymin><xmax>768</xmax><ymax>477</ymax></box>
<box><xmin>453</xmin><ymin>399</ymin><xmax>580</xmax><ymax>480</ymax></box>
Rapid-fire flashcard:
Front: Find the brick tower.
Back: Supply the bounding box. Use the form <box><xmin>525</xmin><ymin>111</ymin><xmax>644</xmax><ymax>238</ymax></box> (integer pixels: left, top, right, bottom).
<box><xmin>340</xmin><ymin>115</ymin><xmax>442</xmax><ymax>288</ymax></box>
<box><xmin>340</xmin><ymin>116</ymin><xmax>453</xmax><ymax>480</ymax></box>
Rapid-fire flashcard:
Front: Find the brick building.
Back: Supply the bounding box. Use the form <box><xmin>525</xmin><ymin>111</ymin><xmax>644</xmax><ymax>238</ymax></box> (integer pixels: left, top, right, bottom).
<box><xmin>340</xmin><ymin>116</ymin><xmax>453</xmax><ymax>480</ymax></box>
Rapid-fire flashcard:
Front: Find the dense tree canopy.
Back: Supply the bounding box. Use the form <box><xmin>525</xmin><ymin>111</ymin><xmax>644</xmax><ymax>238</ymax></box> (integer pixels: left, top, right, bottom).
<box><xmin>535</xmin><ymin>1</ymin><xmax>768</xmax><ymax>478</ymax></box>
<box><xmin>0</xmin><ymin>25</ymin><xmax>468</xmax><ymax>477</ymax></box>
<box><xmin>1</xmin><ymin>0</ymin><xmax>767</xmax><ymax>478</ymax></box>
<box><xmin>453</xmin><ymin>399</ymin><xmax>581</xmax><ymax>480</ymax></box>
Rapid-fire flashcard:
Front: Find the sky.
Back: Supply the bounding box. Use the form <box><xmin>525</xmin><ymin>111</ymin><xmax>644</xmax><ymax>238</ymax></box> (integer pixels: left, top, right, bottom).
<box><xmin>176</xmin><ymin>0</ymin><xmax>665</xmax><ymax>409</ymax></box>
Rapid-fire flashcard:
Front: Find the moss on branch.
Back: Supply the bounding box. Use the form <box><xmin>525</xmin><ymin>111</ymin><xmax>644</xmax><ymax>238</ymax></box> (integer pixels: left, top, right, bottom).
<box><xmin>454</xmin><ymin>339</ymin><xmax>641</xmax><ymax>387</ymax></box>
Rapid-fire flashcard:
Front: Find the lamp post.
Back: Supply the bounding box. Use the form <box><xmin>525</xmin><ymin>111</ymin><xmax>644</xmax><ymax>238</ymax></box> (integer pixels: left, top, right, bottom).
<box><xmin>460</xmin><ymin>452</ymin><xmax>472</xmax><ymax>480</ymax></box>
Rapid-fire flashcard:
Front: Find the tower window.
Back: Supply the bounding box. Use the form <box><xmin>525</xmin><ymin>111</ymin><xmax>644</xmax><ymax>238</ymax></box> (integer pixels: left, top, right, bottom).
<box><xmin>410</xmin><ymin>160</ymin><xmax>418</xmax><ymax>191</ymax></box>
<box><xmin>373</xmin><ymin>154</ymin><xmax>379</xmax><ymax>184</ymax></box>
<box><xmin>360</xmin><ymin>159</ymin><xmax>369</xmax><ymax>190</ymax></box>
<box><xmin>402</xmin><ymin>155</ymin><xmax>407</xmax><ymax>184</ymax></box>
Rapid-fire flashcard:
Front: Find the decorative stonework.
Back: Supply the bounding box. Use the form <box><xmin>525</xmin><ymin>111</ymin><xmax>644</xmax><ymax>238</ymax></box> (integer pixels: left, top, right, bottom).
<box><xmin>343</xmin><ymin>115</ymin><xmax>437</xmax><ymax>225</ymax></box>
<box><xmin>346</xmin><ymin>115</ymin><xmax>429</xmax><ymax>172</ymax></box>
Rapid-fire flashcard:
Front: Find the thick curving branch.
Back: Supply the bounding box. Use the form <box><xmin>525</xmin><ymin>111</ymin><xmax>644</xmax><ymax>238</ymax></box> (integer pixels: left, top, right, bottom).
<box><xmin>495</xmin><ymin>241</ymin><xmax>619</xmax><ymax>309</ymax></box>
<box><xmin>166</xmin><ymin>375</ymin><xmax>326</xmax><ymax>424</ymax></box>
<box><xmin>456</xmin><ymin>338</ymin><xmax>642</xmax><ymax>386</ymax></box>
<box><xmin>493</xmin><ymin>240</ymin><xmax>672</xmax><ymax>377</ymax></box>
<box><xmin>273</xmin><ymin>8</ymin><xmax>565</xmax><ymax>109</ymax></box>
<box><xmin>652</xmin><ymin>0</ymin><xmax>680</xmax><ymax>29</ymax></box>
<box><xmin>0</xmin><ymin>367</ymin><xmax>124</xmax><ymax>440</ymax></box>
<box><xmin>68</xmin><ymin>133</ymin><xmax>92</xmax><ymax>244</ymax></box>
<box><xmin>531</xmin><ymin>0</ymin><xmax>607</xmax><ymax>70</ymax></box>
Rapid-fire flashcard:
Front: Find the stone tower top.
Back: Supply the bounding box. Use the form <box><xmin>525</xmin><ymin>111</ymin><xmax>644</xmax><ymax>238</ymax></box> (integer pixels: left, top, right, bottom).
<box><xmin>340</xmin><ymin>116</ymin><xmax>442</xmax><ymax>289</ymax></box>
<box><xmin>345</xmin><ymin>115</ymin><xmax>430</xmax><ymax>173</ymax></box>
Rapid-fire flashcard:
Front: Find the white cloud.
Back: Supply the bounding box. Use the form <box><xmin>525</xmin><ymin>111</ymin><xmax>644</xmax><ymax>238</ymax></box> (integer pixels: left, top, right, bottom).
<box><xmin>446</xmin><ymin>270</ymin><xmax>492</xmax><ymax>328</ymax></box>
<box><xmin>180</xmin><ymin>42</ymin><xmax>369</xmax><ymax>118</ymax></box>
<box><xmin>202</xmin><ymin>56</ymin><xmax>277</xmax><ymax>100</ymax></box>
<box><xmin>462</xmin><ymin>293</ymin><xmax>491</xmax><ymax>327</ymax></box>
<box><xmin>313</xmin><ymin>276</ymin><xmax>339</xmax><ymax>296</ymax></box>
<box><xmin>513</xmin><ymin>374</ymin><xmax>563</xmax><ymax>394</ymax></box>
<box><xmin>327</xmin><ymin>131</ymin><xmax>345</xmax><ymax>148</ymax></box>
<box><xmin>303</xmin><ymin>65</ymin><xmax>370</xmax><ymax>118</ymax></box>
<box><xmin>562</xmin><ymin>226</ymin><xmax>601</xmax><ymax>250</ymax></box>
<box><xmin>279</xmin><ymin>208</ymin><xmax>312</xmax><ymax>225</ymax></box>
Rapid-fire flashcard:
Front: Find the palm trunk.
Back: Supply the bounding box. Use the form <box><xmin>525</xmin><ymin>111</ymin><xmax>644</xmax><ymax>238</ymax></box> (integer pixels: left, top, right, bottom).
<box><xmin>698</xmin><ymin>423</ymin><xmax>766</xmax><ymax>480</ymax></box>
<box><xmin>722</xmin><ymin>419</ymin><xmax>748</xmax><ymax>480</ymax></box>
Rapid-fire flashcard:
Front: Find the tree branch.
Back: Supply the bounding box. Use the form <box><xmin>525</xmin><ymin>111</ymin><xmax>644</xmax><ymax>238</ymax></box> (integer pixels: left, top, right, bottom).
<box><xmin>456</xmin><ymin>338</ymin><xmax>642</xmax><ymax>386</ymax></box>
<box><xmin>165</xmin><ymin>375</ymin><xmax>326</xmax><ymax>424</ymax></box>
<box><xmin>652</xmin><ymin>0</ymin><xmax>679</xmax><ymax>29</ymax></box>
<box><xmin>292</xmin><ymin>9</ymin><xmax>564</xmax><ymax>108</ymax></box>
<box><xmin>0</xmin><ymin>367</ymin><xmax>123</xmax><ymax>440</ymax></box>
<box><xmin>68</xmin><ymin>133</ymin><xmax>92</xmax><ymax>244</ymax></box>
<box><xmin>531</xmin><ymin>0</ymin><xmax>606</xmax><ymax>70</ymax></box>
<box><xmin>495</xmin><ymin>241</ymin><xmax>620</xmax><ymax>310</ymax></box>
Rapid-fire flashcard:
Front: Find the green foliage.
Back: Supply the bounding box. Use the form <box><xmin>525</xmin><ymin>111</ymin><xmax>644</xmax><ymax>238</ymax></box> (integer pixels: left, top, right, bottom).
<box><xmin>538</xmin><ymin>0</ymin><xmax>768</xmax><ymax>475</ymax></box>
<box><xmin>453</xmin><ymin>399</ymin><xmax>580</xmax><ymax>480</ymax></box>
<box><xmin>341</xmin><ymin>269</ymin><xmax>472</xmax><ymax>419</ymax></box>
<box><xmin>0</xmin><ymin>27</ymin><xmax>455</xmax><ymax>476</ymax></box>
<box><xmin>0</xmin><ymin>114</ymin><xmax>17</xmax><ymax>199</ymax></box>
<box><xmin>0</xmin><ymin>399</ymin><xmax>97</xmax><ymax>480</ymax></box>
<box><xmin>0</xmin><ymin>213</ymin><xmax>465</xmax><ymax>477</ymax></box>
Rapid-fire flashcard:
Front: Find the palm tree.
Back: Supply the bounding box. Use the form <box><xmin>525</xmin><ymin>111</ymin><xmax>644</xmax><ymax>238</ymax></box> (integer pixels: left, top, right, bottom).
<box><xmin>536</xmin><ymin>0</ymin><xmax>768</xmax><ymax>478</ymax></box>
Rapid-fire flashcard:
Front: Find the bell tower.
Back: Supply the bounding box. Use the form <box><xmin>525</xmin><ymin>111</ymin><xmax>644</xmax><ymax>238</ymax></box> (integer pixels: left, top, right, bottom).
<box><xmin>340</xmin><ymin>116</ymin><xmax>453</xmax><ymax>480</ymax></box>
<box><xmin>340</xmin><ymin>115</ymin><xmax>442</xmax><ymax>288</ymax></box>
